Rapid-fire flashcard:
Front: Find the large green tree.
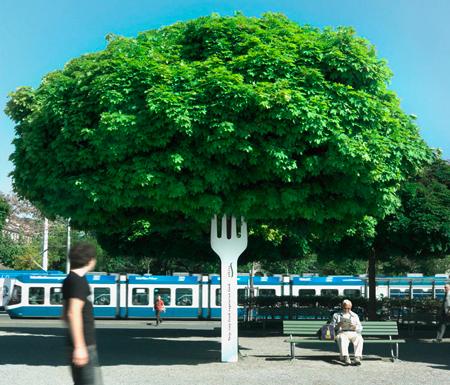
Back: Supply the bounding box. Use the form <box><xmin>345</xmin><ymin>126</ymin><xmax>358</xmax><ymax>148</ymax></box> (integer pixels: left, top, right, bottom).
<box><xmin>5</xmin><ymin>13</ymin><xmax>430</xmax><ymax>258</ymax></box>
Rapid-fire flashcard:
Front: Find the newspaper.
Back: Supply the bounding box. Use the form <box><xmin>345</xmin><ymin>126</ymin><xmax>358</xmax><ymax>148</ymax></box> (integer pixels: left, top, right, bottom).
<box><xmin>340</xmin><ymin>317</ymin><xmax>353</xmax><ymax>330</ymax></box>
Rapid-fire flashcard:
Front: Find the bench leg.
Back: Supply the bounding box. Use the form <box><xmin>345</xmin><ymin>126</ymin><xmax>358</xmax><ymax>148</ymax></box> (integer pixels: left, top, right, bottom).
<box><xmin>290</xmin><ymin>342</ymin><xmax>295</xmax><ymax>360</ymax></box>
<box><xmin>390</xmin><ymin>342</ymin><xmax>399</xmax><ymax>362</ymax></box>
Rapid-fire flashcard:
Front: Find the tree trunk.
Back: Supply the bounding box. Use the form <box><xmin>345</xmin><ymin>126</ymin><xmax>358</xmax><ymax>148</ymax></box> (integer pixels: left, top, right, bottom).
<box><xmin>367</xmin><ymin>247</ymin><xmax>377</xmax><ymax>320</ymax></box>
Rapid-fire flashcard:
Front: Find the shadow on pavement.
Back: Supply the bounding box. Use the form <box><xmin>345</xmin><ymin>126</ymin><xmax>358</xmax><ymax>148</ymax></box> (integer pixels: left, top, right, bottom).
<box><xmin>266</xmin><ymin>339</ymin><xmax>450</xmax><ymax>370</ymax></box>
<box><xmin>0</xmin><ymin>325</ymin><xmax>448</xmax><ymax>370</ymax></box>
<box><xmin>0</xmin><ymin>326</ymin><xmax>221</xmax><ymax>366</ymax></box>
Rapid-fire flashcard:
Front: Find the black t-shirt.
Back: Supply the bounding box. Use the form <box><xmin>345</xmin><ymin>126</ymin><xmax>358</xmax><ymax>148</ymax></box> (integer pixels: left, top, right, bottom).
<box><xmin>62</xmin><ymin>271</ymin><xmax>96</xmax><ymax>346</ymax></box>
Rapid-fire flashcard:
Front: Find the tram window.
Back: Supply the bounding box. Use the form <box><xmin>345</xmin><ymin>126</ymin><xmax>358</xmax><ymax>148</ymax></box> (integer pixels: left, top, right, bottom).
<box><xmin>175</xmin><ymin>288</ymin><xmax>193</xmax><ymax>306</ymax></box>
<box><xmin>321</xmin><ymin>289</ymin><xmax>339</xmax><ymax>296</ymax></box>
<box><xmin>390</xmin><ymin>289</ymin><xmax>407</xmax><ymax>298</ymax></box>
<box><xmin>343</xmin><ymin>289</ymin><xmax>361</xmax><ymax>298</ymax></box>
<box><xmin>298</xmin><ymin>289</ymin><xmax>316</xmax><ymax>296</ymax></box>
<box><xmin>413</xmin><ymin>289</ymin><xmax>432</xmax><ymax>298</ymax></box>
<box><xmin>154</xmin><ymin>288</ymin><xmax>171</xmax><ymax>306</ymax></box>
<box><xmin>50</xmin><ymin>287</ymin><xmax>63</xmax><ymax>305</ymax></box>
<box><xmin>238</xmin><ymin>289</ymin><xmax>248</xmax><ymax>305</ymax></box>
<box><xmin>93</xmin><ymin>287</ymin><xmax>110</xmax><ymax>306</ymax></box>
<box><xmin>9</xmin><ymin>285</ymin><xmax>21</xmax><ymax>306</ymax></box>
<box><xmin>216</xmin><ymin>288</ymin><xmax>221</xmax><ymax>306</ymax></box>
<box><xmin>215</xmin><ymin>289</ymin><xmax>248</xmax><ymax>306</ymax></box>
<box><xmin>29</xmin><ymin>287</ymin><xmax>44</xmax><ymax>305</ymax></box>
<box><xmin>132</xmin><ymin>288</ymin><xmax>149</xmax><ymax>306</ymax></box>
<box><xmin>435</xmin><ymin>289</ymin><xmax>445</xmax><ymax>299</ymax></box>
<box><xmin>259</xmin><ymin>289</ymin><xmax>276</xmax><ymax>297</ymax></box>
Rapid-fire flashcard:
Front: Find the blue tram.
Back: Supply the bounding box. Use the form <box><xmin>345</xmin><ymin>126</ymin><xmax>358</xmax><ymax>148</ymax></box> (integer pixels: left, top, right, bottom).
<box><xmin>0</xmin><ymin>270</ymin><xmax>60</xmax><ymax>309</ymax></box>
<box><xmin>5</xmin><ymin>272</ymin><xmax>449</xmax><ymax>319</ymax></box>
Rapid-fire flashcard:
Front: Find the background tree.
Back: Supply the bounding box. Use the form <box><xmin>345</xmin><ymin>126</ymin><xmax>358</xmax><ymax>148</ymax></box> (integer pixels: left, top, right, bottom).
<box><xmin>375</xmin><ymin>158</ymin><xmax>450</xmax><ymax>260</ymax></box>
<box><xmin>319</xmin><ymin>157</ymin><xmax>450</xmax><ymax>318</ymax></box>
<box><xmin>0</xmin><ymin>193</ymin><xmax>109</xmax><ymax>270</ymax></box>
<box><xmin>0</xmin><ymin>195</ymin><xmax>10</xmax><ymax>230</ymax></box>
<box><xmin>5</xmin><ymin>13</ymin><xmax>431</xmax><ymax>267</ymax></box>
<box><xmin>0</xmin><ymin>195</ymin><xmax>21</xmax><ymax>268</ymax></box>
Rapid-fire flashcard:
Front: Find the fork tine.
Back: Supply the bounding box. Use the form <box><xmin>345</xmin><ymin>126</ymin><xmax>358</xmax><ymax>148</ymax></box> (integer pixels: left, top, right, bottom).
<box><xmin>231</xmin><ymin>216</ymin><xmax>237</xmax><ymax>238</ymax></box>
<box><xmin>221</xmin><ymin>214</ymin><xmax>227</xmax><ymax>239</ymax></box>
<box><xmin>240</xmin><ymin>216</ymin><xmax>247</xmax><ymax>240</ymax></box>
<box><xmin>211</xmin><ymin>215</ymin><xmax>218</xmax><ymax>240</ymax></box>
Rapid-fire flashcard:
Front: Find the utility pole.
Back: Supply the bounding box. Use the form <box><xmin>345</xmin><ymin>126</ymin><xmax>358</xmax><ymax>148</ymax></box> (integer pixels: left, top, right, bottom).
<box><xmin>66</xmin><ymin>218</ymin><xmax>71</xmax><ymax>273</ymax></box>
<box><xmin>43</xmin><ymin>218</ymin><xmax>48</xmax><ymax>271</ymax></box>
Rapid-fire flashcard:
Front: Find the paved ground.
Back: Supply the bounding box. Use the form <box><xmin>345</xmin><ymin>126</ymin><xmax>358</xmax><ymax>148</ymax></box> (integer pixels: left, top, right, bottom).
<box><xmin>0</xmin><ymin>314</ymin><xmax>448</xmax><ymax>385</ymax></box>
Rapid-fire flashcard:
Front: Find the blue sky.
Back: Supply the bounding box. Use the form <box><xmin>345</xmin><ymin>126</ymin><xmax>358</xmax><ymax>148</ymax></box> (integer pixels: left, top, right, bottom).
<box><xmin>1</xmin><ymin>0</ymin><xmax>449</xmax><ymax>194</ymax></box>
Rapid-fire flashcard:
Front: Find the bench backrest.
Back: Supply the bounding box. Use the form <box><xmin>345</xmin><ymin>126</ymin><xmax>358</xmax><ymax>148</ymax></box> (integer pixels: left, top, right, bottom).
<box><xmin>283</xmin><ymin>320</ymin><xmax>399</xmax><ymax>337</ymax></box>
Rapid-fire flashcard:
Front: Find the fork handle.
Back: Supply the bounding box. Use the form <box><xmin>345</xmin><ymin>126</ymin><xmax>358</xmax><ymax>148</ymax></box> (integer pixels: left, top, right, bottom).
<box><xmin>220</xmin><ymin>256</ymin><xmax>239</xmax><ymax>362</ymax></box>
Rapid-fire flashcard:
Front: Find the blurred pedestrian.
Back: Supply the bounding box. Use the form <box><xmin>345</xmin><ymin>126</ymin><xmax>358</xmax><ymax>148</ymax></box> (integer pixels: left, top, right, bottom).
<box><xmin>62</xmin><ymin>242</ymin><xmax>103</xmax><ymax>385</ymax></box>
<box><xmin>434</xmin><ymin>284</ymin><xmax>450</xmax><ymax>343</ymax></box>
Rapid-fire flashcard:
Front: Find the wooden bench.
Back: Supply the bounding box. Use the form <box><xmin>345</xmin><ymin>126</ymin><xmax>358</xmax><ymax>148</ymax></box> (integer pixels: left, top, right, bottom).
<box><xmin>283</xmin><ymin>320</ymin><xmax>406</xmax><ymax>361</ymax></box>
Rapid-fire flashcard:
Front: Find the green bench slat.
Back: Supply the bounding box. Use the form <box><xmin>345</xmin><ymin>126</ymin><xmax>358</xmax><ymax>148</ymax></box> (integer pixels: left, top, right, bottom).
<box><xmin>285</xmin><ymin>338</ymin><xmax>406</xmax><ymax>344</ymax></box>
<box><xmin>284</xmin><ymin>326</ymin><xmax>400</xmax><ymax>328</ymax></box>
<box><xmin>283</xmin><ymin>329</ymin><xmax>398</xmax><ymax>336</ymax></box>
<box><xmin>284</xmin><ymin>330</ymin><xmax>399</xmax><ymax>333</ymax></box>
<box><xmin>284</xmin><ymin>325</ymin><xmax>399</xmax><ymax>328</ymax></box>
<box><xmin>284</xmin><ymin>332</ymin><xmax>400</xmax><ymax>336</ymax></box>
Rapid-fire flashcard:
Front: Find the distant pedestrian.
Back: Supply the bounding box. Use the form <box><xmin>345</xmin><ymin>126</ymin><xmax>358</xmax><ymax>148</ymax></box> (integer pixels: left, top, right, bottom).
<box><xmin>62</xmin><ymin>242</ymin><xmax>103</xmax><ymax>385</ymax></box>
<box><xmin>154</xmin><ymin>295</ymin><xmax>165</xmax><ymax>326</ymax></box>
<box><xmin>434</xmin><ymin>284</ymin><xmax>450</xmax><ymax>343</ymax></box>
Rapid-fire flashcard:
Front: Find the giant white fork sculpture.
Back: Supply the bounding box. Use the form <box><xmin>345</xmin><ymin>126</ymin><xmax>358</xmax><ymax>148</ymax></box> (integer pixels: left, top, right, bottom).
<box><xmin>211</xmin><ymin>215</ymin><xmax>248</xmax><ymax>362</ymax></box>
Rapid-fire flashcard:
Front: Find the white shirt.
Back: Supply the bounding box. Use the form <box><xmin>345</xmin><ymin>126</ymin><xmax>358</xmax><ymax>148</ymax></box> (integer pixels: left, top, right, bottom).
<box><xmin>331</xmin><ymin>310</ymin><xmax>363</xmax><ymax>333</ymax></box>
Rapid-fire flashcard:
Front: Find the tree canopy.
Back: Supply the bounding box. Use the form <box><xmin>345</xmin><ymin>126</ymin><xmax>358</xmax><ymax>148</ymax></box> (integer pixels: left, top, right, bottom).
<box><xmin>5</xmin><ymin>13</ymin><xmax>430</xmax><ymax>250</ymax></box>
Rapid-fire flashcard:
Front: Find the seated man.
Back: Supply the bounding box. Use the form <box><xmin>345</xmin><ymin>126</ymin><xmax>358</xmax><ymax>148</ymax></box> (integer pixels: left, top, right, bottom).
<box><xmin>331</xmin><ymin>299</ymin><xmax>364</xmax><ymax>366</ymax></box>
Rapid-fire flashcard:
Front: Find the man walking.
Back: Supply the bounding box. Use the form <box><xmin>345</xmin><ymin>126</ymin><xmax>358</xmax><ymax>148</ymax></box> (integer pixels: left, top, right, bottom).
<box><xmin>434</xmin><ymin>284</ymin><xmax>450</xmax><ymax>343</ymax></box>
<box><xmin>62</xmin><ymin>242</ymin><xmax>103</xmax><ymax>385</ymax></box>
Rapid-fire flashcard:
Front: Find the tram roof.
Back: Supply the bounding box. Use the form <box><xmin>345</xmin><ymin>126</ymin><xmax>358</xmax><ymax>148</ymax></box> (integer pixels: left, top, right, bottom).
<box><xmin>128</xmin><ymin>275</ymin><xmax>199</xmax><ymax>284</ymax></box>
<box><xmin>14</xmin><ymin>273</ymin><xmax>116</xmax><ymax>284</ymax></box>
<box><xmin>0</xmin><ymin>270</ymin><xmax>61</xmax><ymax>278</ymax></box>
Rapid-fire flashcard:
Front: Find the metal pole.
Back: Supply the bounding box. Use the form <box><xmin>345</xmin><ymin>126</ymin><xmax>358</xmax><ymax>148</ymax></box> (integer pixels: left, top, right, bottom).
<box><xmin>43</xmin><ymin>218</ymin><xmax>48</xmax><ymax>271</ymax></box>
<box><xmin>249</xmin><ymin>262</ymin><xmax>255</xmax><ymax>321</ymax></box>
<box><xmin>66</xmin><ymin>218</ymin><xmax>71</xmax><ymax>273</ymax></box>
